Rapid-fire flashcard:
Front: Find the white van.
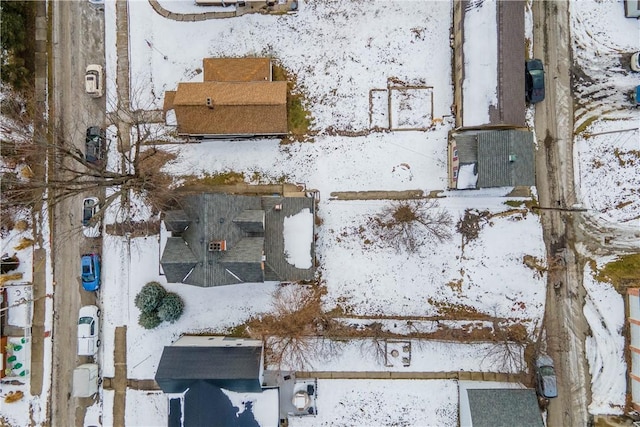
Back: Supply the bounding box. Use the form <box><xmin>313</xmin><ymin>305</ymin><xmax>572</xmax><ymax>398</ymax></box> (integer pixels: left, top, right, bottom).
<box><xmin>73</xmin><ymin>363</ymin><xmax>100</xmax><ymax>397</ymax></box>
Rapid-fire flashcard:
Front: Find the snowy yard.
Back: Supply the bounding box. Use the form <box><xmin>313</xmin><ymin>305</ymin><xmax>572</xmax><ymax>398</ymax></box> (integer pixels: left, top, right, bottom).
<box><xmin>288</xmin><ymin>379</ymin><xmax>458</xmax><ymax>427</ymax></box>
<box><xmin>1</xmin><ymin>0</ymin><xmax>638</xmax><ymax>425</ymax></box>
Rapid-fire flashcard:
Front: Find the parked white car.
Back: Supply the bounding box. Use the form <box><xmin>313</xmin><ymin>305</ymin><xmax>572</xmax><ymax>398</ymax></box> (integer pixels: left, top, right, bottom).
<box><xmin>77</xmin><ymin>305</ymin><xmax>100</xmax><ymax>356</ymax></box>
<box><xmin>82</xmin><ymin>197</ymin><xmax>101</xmax><ymax>238</ymax></box>
<box><xmin>632</xmin><ymin>52</ymin><xmax>640</xmax><ymax>72</ymax></box>
<box><xmin>85</xmin><ymin>64</ymin><xmax>103</xmax><ymax>98</ymax></box>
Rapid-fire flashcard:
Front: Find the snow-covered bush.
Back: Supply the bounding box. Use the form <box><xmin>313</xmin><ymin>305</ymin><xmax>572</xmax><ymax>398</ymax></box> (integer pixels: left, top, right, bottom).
<box><xmin>157</xmin><ymin>292</ymin><xmax>184</xmax><ymax>323</ymax></box>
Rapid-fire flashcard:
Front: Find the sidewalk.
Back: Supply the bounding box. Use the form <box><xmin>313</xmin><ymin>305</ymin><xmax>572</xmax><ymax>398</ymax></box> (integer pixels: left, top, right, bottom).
<box><xmin>29</xmin><ymin>0</ymin><xmax>49</xmax><ymax>399</ymax></box>
<box><xmin>295</xmin><ymin>370</ymin><xmax>525</xmax><ymax>383</ymax></box>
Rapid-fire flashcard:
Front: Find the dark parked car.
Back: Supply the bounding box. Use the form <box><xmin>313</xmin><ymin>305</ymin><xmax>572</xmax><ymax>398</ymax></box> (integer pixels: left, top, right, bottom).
<box><xmin>535</xmin><ymin>355</ymin><xmax>558</xmax><ymax>399</ymax></box>
<box><xmin>81</xmin><ymin>253</ymin><xmax>101</xmax><ymax>291</ymax></box>
<box><xmin>525</xmin><ymin>59</ymin><xmax>545</xmax><ymax>104</ymax></box>
<box><xmin>85</xmin><ymin>126</ymin><xmax>105</xmax><ymax>164</ymax></box>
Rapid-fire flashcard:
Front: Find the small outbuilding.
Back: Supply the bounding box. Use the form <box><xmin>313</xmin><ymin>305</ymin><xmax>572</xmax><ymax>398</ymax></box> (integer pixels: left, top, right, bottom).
<box><xmin>448</xmin><ymin>129</ymin><xmax>535</xmax><ymax>190</ymax></box>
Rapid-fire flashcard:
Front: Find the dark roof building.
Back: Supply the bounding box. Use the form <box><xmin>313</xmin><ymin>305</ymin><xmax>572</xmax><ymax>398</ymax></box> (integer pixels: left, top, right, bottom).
<box><xmin>164</xmin><ymin>58</ymin><xmax>287</xmax><ymax>137</ymax></box>
<box><xmin>447</xmin><ymin>129</ymin><xmax>535</xmax><ymax>190</ymax></box>
<box><xmin>160</xmin><ymin>193</ymin><xmax>315</xmax><ymax>287</ymax></box>
<box><xmin>465</xmin><ymin>388</ymin><xmax>544</xmax><ymax>427</ymax></box>
<box><xmin>155</xmin><ymin>336</ymin><xmax>279</xmax><ymax>427</ymax></box>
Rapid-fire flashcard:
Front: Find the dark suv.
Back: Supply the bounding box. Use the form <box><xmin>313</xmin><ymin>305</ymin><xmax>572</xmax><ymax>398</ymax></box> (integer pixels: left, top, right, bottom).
<box><xmin>525</xmin><ymin>59</ymin><xmax>545</xmax><ymax>104</ymax></box>
<box><xmin>85</xmin><ymin>126</ymin><xmax>105</xmax><ymax>164</ymax></box>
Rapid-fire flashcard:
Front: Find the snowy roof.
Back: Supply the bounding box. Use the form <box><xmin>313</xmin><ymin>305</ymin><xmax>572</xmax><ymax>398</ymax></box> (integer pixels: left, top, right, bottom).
<box><xmin>453</xmin><ymin>130</ymin><xmax>535</xmax><ymax>189</ymax></box>
<box><xmin>466</xmin><ymin>388</ymin><xmax>543</xmax><ymax>427</ymax></box>
<box><xmin>167</xmin><ymin>381</ymin><xmax>278</xmax><ymax>427</ymax></box>
<box><xmin>462</xmin><ymin>0</ymin><xmax>525</xmax><ymax>127</ymax></box>
<box><xmin>160</xmin><ymin>193</ymin><xmax>315</xmax><ymax>286</ymax></box>
<box><xmin>155</xmin><ymin>344</ymin><xmax>263</xmax><ymax>393</ymax></box>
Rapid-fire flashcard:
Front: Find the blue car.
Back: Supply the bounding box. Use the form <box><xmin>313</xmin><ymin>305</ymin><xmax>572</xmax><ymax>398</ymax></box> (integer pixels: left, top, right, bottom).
<box><xmin>81</xmin><ymin>253</ymin><xmax>101</xmax><ymax>291</ymax></box>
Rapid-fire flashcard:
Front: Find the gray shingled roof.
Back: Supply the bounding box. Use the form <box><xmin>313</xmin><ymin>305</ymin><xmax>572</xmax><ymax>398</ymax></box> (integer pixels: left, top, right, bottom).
<box><xmin>161</xmin><ymin>237</ymin><xmax>198</xmax><ymax>283</ymax></box>
<box><xmin>160</xmin><ymin>193</ymin><xmax>315</xmax><ymax>287</ymax></box>
<box><xmin>155</xmin><ymin>345</ymin><xmax>263</xmax><ymax>394</ymax></box>
<box><xmin>477</xmin><ymin>130</ymin><xmax>535</xmax><ymax>188</ymax></box>
<box><xmin>453</xmin><ymin>130</ymin><xmax>535</xmax><ymax>189</ymax></box>
<box><xmin>467</xmin><ymin>389</ymin><xmax>544</xmax><ymax>427</ymax></box>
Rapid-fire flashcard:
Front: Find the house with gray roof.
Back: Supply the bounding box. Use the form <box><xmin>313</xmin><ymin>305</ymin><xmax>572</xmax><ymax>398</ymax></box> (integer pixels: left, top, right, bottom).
<box><xmin>160</xmin><ymin>192</ymin><xmax>315</xmax><ymax>287</ymax></box>
<box><xmin>447</xmin><ymin>129</ymin><xmax>535</xmax><ymax>190</ymax></box>
<box><xmin>463</xmin><ymin>388</ymin><xmax>544</xmax><ymax>427</ymax></box>
<box><xmin>155</xmin><ymin>336</ymin><xmax>279</xmax><ymax>427</ymax></box>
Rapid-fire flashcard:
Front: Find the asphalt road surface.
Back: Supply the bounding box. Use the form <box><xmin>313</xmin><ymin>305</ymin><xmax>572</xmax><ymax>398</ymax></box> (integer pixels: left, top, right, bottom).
<box><xmin>50</xmin><ymin>2</ymin><xmax>105</xmax><ymax>426</ymax></box>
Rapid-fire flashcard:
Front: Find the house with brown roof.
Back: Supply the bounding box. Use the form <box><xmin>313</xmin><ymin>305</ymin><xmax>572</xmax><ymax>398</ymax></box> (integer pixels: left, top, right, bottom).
<box><xmin>164</xmin><ymin>58</ymin><xmax>288</xmax><ymax>138</ymax></box>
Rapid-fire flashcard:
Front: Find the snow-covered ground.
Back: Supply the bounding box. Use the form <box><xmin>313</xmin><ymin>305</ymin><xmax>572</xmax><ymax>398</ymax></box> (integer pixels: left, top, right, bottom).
<box><xmin>569</xmin><ymin>0</ymin><xmax>639</xmax><ymax>415</ymax></box>
<box><xmin>583</xmin><ymin>261</ymin><xmax>626</xmax><ymax>414</ymax></box>
<box><xmin>571</xmin><ymin>0</ymin><xmax>640</xmax><ymax>227</ymax></box>
<box><xmin>288</xmin><ymin>379</ymin><xmax>458</xmax><ymax>427</ymax></box>
<box><xmin>1</xmin><ymin>0</ymin><xmax>638</xmax><ymax>425</ymax></box>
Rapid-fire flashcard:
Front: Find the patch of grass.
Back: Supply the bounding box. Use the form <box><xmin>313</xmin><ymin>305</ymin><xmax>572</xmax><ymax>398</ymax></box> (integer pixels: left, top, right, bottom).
<box><xmin>13</xmin><ymin>220</ymin><xmax>29</xmax><ymax>232</ymax></box>
<box><xmin>504</xmin><ymin>200</ymin><xmax>524</xmax><ymax>208</ymax></box>
<box><xmin>596</xmin><ymin>254</ymin><xmax>640</xmax><ymax>288</ymax></box>
<box><xmin>523</xmin><ymin>255</ymin><xmax>546</xmax><ymax>278</ymax></box>
<box><xmin>613</xmin><ymin>148</ymin><xmax>639</xmax><ymax>168</ymax></box>
<box><xmin>574</xmin><ymin>115</ymin><xmax>597</xmax><ymax>136</ymax></box>
<box><xmin>616</xmin><ymin>201</ymin><xmax>633</xmax><ymax>209</ymax></box>
<box><xmin>524</xmin><ymin>195</ymin><xmax>538</xmax><ymax>213</ymax></box>
<box><xmin>182</xmin><ymin>171</ymin><xmax>245</xmax><ymax>187</ymax></box>
<box><xmin>0</xmin><ymin>272</ymin><xmax>23</xmax><ymax>285</ymax></box>
<box><xmin>14</xmin><ymin>237</ymin><xmax>33</xmax><ymax>250</ymax></box>
<box><xmin>446</xmin><ymin>279</ymin><xmax>463</xmax><ymax>294</ymax></box>
<box><xmin>226</xmin><ymin>324</ymin><xmax>250</xmax><ymax>338</ymax></box>
<box><xmin>426</xmin><ymin>298</ymin><xmax>492</xmax><ymax>321</ymax></box>
<box><xmin>272</xmin><ymin>63</ymin><xmax>313</xmax><ymax>143</ymax></box>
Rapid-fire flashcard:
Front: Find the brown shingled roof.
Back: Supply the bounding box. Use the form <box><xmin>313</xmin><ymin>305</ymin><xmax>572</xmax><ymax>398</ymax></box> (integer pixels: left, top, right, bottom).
<box><xmin>173</xmin><ymin>81</ymin><xmax>286</xmax><ymax>107</ymax></box>
<box><xmin>174</xmin><ymin>103</ymin><xmax>288</xmax><ymax>136</ymax></box>
<box><xmin>203</xmin><ymin>58</ymin><xmax>272</xmax><ymax>82</ymax></box>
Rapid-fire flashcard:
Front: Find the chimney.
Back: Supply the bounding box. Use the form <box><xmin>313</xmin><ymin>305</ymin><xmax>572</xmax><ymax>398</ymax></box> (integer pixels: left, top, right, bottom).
<box><xmin>206</xmin><ymin>97</ymin><xmax>213</xmax><ymax>109</ymax></box>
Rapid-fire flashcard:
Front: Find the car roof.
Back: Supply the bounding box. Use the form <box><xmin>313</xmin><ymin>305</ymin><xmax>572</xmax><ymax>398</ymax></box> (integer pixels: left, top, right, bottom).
<box><xmin>536</xmin><ymin>355</ymin><xmax>554</xmax><ymax>367</ymax></box>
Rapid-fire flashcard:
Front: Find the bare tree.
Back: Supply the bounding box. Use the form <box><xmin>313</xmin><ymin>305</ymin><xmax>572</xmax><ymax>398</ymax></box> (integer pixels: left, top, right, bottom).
<box><xmin>481</xmin><ymin>318</ymin><xmax>529</xmax><ymax>373</ymax></box>
<box><xmin>245</xmin><ymin>283</ymin><xmax>338</xmax><ymax>370</ymax></box>
<box><xmin>0</xmin><ymin>85</ymin><xmax>179</xmax><ymax>227</ymax></box>
<box><xmin>368</xmin><ymin>198</ymin><xmax>452</xmax><ymax>253</ymax></box>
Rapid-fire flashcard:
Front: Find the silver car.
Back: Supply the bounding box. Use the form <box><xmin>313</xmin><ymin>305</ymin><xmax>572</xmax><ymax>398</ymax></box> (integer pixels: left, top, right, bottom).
<box><xmin>535</xmin><ymin>355</ymin><xmax>558</xmax><ymax>399</ymax></box>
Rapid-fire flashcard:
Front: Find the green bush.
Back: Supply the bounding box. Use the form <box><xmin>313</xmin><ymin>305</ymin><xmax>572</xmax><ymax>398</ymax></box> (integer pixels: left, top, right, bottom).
<box><xmin>134</xmin><ymin>282</ymin><xmax>167</xmax><ymax>313</ymax></box>
<box><xmin>138</xmin><ymin>310</ymin><xmax>162</xmax><ymax>329</ymax></box>
<box><xmin>157</xmin><ymin>292</ymin><xmax>184</xmax><ymax>323</ymax></box>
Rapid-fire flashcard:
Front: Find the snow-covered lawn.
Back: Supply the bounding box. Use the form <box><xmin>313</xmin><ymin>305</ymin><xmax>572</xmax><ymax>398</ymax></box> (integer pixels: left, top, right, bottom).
<box><xmin>318</xmin><ymin>198</ymin><xmax>546</xmax><ymax>325</ymax></box>
<box><xmin>583</xmin><ymin>261</ymin><xmax>626</xmax><ymax>414</ymax></box>
<box><xmin>569</xmin><ymin>0</ymin><xmax>639</xmax><ymax>416</ymax></box>
<box><xmin>571</xmin><ymin>0</ymin><xmax>640</xmax><ymax>227</ymax></box>
<box><xmin>100</xmin><ymin>234</ymin><xmax>278</xmax><ymax>379</ymax></box>
<box><xmin>273</xmin><ymin>338</ymin><xmax>524</xmax><ymax>373</ymax></box>
<box><xmin>130</xmin><ymin>0</ymin><xmax>453</xmax><ymax>131</ymax></box>
<box><xmin>288</xmin><ymin>379</ymin><xmax>458</xmax><ymax>427</ymax></box>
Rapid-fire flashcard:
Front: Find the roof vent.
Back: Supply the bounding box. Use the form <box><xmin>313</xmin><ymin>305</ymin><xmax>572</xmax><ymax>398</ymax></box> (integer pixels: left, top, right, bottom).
<box><xmin>509</xmin><ymin>154</ymin><xmax>517</xmax><ymax>162</ymax></box>
<box><xmin>206</xmin><ymin>97</ymin><xmax>213</xmax><ymax>109</ymax></box>
<box><xmin>208</xmin><ymin>240</ymin><xmax>226</xmax><ymax>252</ymax></box>
<box><xmin>274</xmin><ymin>204</ymin><xmax>282</xmax><ymax>211</ymax></box>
